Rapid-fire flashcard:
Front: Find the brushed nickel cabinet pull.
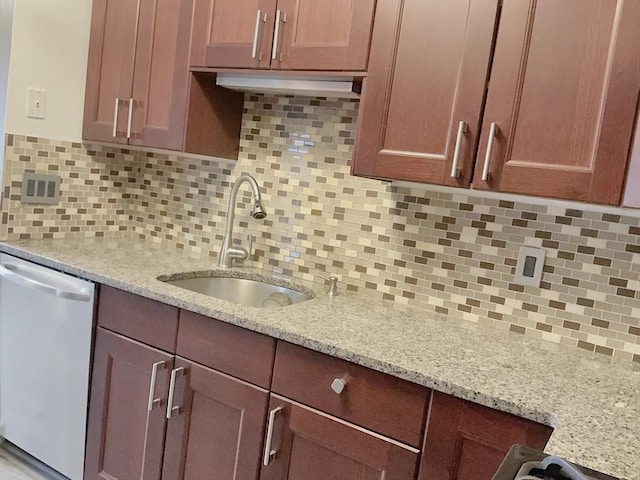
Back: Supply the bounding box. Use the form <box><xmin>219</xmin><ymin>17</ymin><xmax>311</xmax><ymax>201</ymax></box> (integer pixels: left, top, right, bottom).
<box><xmin>271</xmin><ymin>10</ymin><xmax>286</xmax><ymax>61</ymax></box>
<box><xmin>481</xmin><ymin>122</ymin><xmax>499</xmax><ymax>181</ymax></box>
<box><xmin>166</xmin><ymin>367</ymin><xmax>185</xmax><ymax>419</ymax></box>
<box><xmin>252</xmin><ymin>10</ymin><xmax>267</xmax><ymax>60</ymax></box>
<box><xmin>262</xmin><ymin>406</ymin><xmax>283</xmax><ymax>466</ymax></box>
<box><xmin>450</xmin><ymin>120</ymin><xmax>468</xmax><ymax>178</ymax></box>
<box><xmin>112</xmin><ymin>98</ymin><xmax>120</xmax><ymax>138</ymax></box>
<box><xmin>126</xmin><ymin>98</ymin><xmax>134</xmax><ymax>139</ymax></box>
<box><xmin>146</xmin><ymin>361</ymin><xmax>165</xmax><ymax>412</ymax></box>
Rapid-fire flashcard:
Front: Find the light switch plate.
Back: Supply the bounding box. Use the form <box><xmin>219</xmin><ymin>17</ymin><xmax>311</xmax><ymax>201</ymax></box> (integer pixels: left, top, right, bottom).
<box><xmin>26</xmin><ymin>87</ymin><xmax>46</xmax><ymax>119</ymax></box>
<box><xmin>21</xmin><ymin>173</ymin><xmax>61</xmax><ymax>204</ymax></box>
<box><xmin>514</xmin><ymin>246</ymin><xmax>545</xmax><ymax>288</ymax></box>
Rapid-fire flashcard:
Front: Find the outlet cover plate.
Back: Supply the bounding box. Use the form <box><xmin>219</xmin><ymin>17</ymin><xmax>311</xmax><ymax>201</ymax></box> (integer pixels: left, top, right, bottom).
<box><xmin>514</xmin><ymin>246</ymin><xmax>546</xmax><ymax>288</ymax></box>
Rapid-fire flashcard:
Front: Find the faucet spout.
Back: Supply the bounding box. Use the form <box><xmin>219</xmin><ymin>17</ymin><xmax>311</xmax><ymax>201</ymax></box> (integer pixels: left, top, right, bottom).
<box><xmin>218</xmin><ymin>175</ymin><xmax>267</xmax><ymax>268</ymax></box>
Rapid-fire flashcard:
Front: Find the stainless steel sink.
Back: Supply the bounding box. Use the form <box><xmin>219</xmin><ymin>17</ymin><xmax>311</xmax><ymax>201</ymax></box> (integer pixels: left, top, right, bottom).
<box><xmin>159</xmin><ymin>274</ymin><xmax>314</xmax><ymax>308</ymax></box>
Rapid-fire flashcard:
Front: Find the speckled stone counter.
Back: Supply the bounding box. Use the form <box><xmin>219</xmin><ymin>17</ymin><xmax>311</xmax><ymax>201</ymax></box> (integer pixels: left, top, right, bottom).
<box><xmin>1</xmin><ymin>236</ymin><xmax>638</xmax><ymax>480</ymax></box>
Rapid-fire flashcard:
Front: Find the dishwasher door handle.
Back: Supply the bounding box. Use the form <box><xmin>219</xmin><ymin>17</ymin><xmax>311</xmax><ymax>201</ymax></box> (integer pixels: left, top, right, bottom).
<box><xmin>0</xmin><ymin>264</ymin><xmax>92</xmax><ymax>302</ymax></box>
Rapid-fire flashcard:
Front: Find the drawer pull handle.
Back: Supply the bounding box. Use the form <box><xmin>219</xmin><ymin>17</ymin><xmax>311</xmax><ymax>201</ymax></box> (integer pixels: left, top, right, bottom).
<box><xmin>331</xmin><ymin>377</ymin><xmax>347</xmax><ymax>395</ymax></box>
<box><xmin>166</xmin><ymin>367</ymin><xmax>185</xmax><ymax>419</ymax></box>
<box><xmin>146</xmin><ymin>361</ymin><xmax>165</xmax><ymax>411</ymax></box>
<box><xmin>262</xmin><ymin>406</ymin><xmax>283</xmax><ymax>466</ymax></box>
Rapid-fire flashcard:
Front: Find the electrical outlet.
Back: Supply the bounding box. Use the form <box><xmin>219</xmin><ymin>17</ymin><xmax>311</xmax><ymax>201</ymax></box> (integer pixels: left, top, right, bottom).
<box><xmin>513</xmin><ymin>246</ymin><xmax>546</xmax><ymax>288</ymax></box>
<box><xmin>26</xmin><ymin>87</ymin><xmax>46</xmax><ymax>119</ymax></box>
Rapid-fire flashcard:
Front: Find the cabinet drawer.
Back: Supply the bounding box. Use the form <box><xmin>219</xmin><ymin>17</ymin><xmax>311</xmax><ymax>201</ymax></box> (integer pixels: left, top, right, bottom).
<box><xmin>272</xmin><ymin>341</ymin><xmax>429</xmax><ymax>448</ymax></box>
<box><xmin>177</xmin><ymin>310</ymin><xmax>275</xmax><ymax>388</ymax></box>
<box><xmin>97</xmin><ymin>286</ymin><xmax>179</xmax><ymax>352</ymax></box>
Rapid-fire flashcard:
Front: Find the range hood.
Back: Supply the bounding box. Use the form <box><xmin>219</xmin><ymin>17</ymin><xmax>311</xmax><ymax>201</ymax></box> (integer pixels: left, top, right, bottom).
<box><xmin>215</xmin><ymin>73</ymin><xmax>362</xmax><ymax>98</ymax></box>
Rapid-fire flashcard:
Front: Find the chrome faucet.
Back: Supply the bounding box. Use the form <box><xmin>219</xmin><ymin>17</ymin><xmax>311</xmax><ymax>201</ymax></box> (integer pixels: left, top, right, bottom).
<box><xmin>218</xmin><ymin>175</ymin><xmax>267</xmax><ymax>268</ymax></box>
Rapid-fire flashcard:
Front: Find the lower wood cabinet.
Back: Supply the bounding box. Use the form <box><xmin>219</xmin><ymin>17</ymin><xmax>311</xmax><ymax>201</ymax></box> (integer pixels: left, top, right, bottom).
<box><xmin>161</xmin><ymin>358</ymin><xmax>269</xmax><ymax>480</ymax></box>
<box><xmin>84</xmin><ymin>328</ymin><xmax>174</xmax><ymax>480</ymax></box>
<box><xmin>418</xmin><ymin>392</ymin><xmax>553</xmax><ymax>480</ymax></box>
<box><xmin>86</xmin><ymin>286</ymin><xmax>554</xmax><ymax>480</ymax></box>
<box><xmin>260</xmin><ymin>395</ymin><xmax>420</xmax><ymax>480</ymax></box>
<box><xmin>85</xmin><ymin>328</ymin><xmax>269</xmax><ymax>480</ymax></box>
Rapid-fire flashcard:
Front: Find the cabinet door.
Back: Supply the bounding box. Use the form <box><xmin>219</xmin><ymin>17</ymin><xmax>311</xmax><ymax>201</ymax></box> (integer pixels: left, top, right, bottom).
<box><xmin>417</xmin><ymin>393</ymin><xmax>553</xmax><ymax>480</ymax></box>
<box><xmin>273</xmin><ymin>0</ymin><xmax>375</xmax><ymax>71</ymax></box>
<box><xmin>260</xmin><ymin>395</ymin><xmax>419</xmax><ymax>480</ymax></box>
<box><xmin>352</xmin><ymin>0</ymin><xmax>499</xmax><ymax>186</ymax></box>
<box><xmin>85</xmin><ymin>328</ymin><xmax>174</xmax><ymax>480</ymax></box>
<box><xmin>473</xmin><ymin>0</ymin><xmax>640</xmax><ymax>205</ymax></box>
<box><xmin>161</xmin><ymin>358</ymin><xmax>269</xmax><ymax>480</ymax></box>
<box><xmin>129</xmin><ymin>0</ymin><xmax>193</xmax><ymax>150</ymax></box>
<box><xmin>83</xmin><ymin>0</ymin><xmax>139</xmax><ymax>143</ymax></box>
<box><xmin>622</xmin><ymin>108</ymin><xmax>640</xmax><ymax>207</ymax></box>
<box><xmin>191</xmin><ymin>0</ymin><xmax>277</xmax><ymax>68</ymax></box>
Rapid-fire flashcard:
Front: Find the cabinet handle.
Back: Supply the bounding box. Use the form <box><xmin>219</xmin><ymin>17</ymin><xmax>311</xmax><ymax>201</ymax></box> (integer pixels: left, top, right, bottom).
<box><xmin>330</xmin><ymin>377</ymin><xmax>348</xmax><ymax>394</ymax></box>
<box><xmin>481</xmin><ymin>122</ymin><xmax>499</xmax><ymax>182</ymax></box>
<box><xmin>450</xmin><ymin>120</ymin><xmax>468</xmax><ymax>178</ymax></box>
<box><xmin>271</xmin><ymin>10</ymin><xmax>286</xmax><ymax>61</ymax></box>
<box><xmin>112</xmin><ymin>98</ymin><xmax>120</xmax><ymax>138</ymax></box>
<box><xmin>166</xmin><ymin>367</ymin><xmax>185</xmax><ymax>419</ymax></box>
<box><xmin>126</xmin><ymin>98</ymin><xmax>134</xmax><ymax>139</ymax></box>
<box><xmin>262</xmin><ymin>406</ymin><xmax>283</xmax><ymax>466</ymax></box>
<box><xmin>146</xmin><ymin>361</ymin><xmax>165</xmax><ymax>411</ymax></box>
<box><xmin>252</xmin><ymin>10</ymin><xmax>267</xmax><ymax>60</ymax></box>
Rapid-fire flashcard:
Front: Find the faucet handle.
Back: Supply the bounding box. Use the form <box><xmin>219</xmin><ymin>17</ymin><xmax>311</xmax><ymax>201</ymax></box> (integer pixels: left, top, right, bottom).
<box><xmin>317</xmin><ymin>273</ymin><xmax>339</xmax><ymax>297</ymax></box>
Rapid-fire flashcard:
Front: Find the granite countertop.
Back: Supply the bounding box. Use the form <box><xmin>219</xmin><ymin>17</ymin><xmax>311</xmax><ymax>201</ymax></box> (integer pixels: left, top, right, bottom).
<box><xmin>1</xmin><ymin>236</ymin><xmax>638</xmax><ymax>480</ymax></box>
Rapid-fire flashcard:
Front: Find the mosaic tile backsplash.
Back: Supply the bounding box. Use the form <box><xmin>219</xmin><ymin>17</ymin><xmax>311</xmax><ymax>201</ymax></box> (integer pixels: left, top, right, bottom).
<box><xmin>2</xmin><ymin>94</ymin><xmax>640</xmax><ymax>363</ymax></box>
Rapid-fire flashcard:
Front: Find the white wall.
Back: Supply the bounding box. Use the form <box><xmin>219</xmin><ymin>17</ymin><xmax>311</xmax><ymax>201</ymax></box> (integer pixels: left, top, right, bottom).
<box><xmin>5</xmin><ymin>0</ymin><xmax>92</xmax><ymax>142</ymax></box>
<box><xmin>0</xmin><ymin>0</ymin><xmax>13</xmax><ymax>209</ymax></box>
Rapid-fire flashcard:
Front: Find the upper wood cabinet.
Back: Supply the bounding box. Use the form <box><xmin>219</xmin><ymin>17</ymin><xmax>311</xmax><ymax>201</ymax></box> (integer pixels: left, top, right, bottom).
<box><xmin>353</xmin><ymin>0</ymin><xmax>640</xmax><ymax>205</ymax></box>
<box><xmin>473</xmin><ymin>0</ymin><xmax>640</xmax><ymax>204</ymax></box>
<box><xmin>353</xmin><ymin>0</ymin><xmax>499</xmax><ymax>187</ymax></box>
<box><xmin>622</xmin><ymin>106</ymin><xmax>640</xmax><ymax>208</ymax></box>
<box><xmin>84</xmin><ymin>0</ymin><xmax>193</xmax><ymax>151</ymax></box>
<box><xmin>84</xmin><ymin>0</ymin><xmax>244</xmax><ymax>158</ymax></box>
<box><xmin>190</xmin><ymin>0</ymin><xmax>376</xmax><ymax>71</ymax></box>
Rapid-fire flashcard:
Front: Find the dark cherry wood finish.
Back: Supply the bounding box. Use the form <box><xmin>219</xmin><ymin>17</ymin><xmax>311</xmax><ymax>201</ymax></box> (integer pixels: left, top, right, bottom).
<box><xmin>161</xmin><ymin>358</ymin><xmax>270</xmax><ymax>480</ymax></box>
<box><xmin>129</xmin><ymin>0</ymin><xmax>193</xmax><ymax>150</ymax></box>
<box><xmin>274</xmin><ymin>0</ymin><xmax>375</xmax><ymax>71</ymax></box>
<box><xmin>623</xmin><ymin>112</ymin><xmax>640</xmax><ymax>208</ymax></box>
<box><xmin>418</xmin><ymin>392</ymin><xmax>553</xmax><ymax>480</ymax></box>
<box><xmin>83</xmin><ymin>0</ymin><xmax>138</xmax><ymax>144</ymax></box>
<box><xmin>177</xmin><ymin>310</ymin><xmax>276</xmax><ymax>388</ymax></box>
<box><xmin>272</xmin><ymin>341</ymin><xmax>429</xmax><ymax>448</ymax></box>
<box><xmin>191</xmin><ymin>0</ymin><xmax>375</xmax><ymax>71</ymax></box>
<box><xmin>183</xmin><ymin>72</ymin><xmax>244</xmax><ymax>158</ymax></box>
<box><xmin>85</xmin><ymin>0</ymin><xmax>243</xmax><ymax>156</ymax></box>
<box><xmin>260</xmin><ymin>395</ymin><xmax>420</xmax><ymax>480</ymax></box>
<box><xmin>85</xmin><ymin>328</ymin><xmax>174</xmax><ymax>480</ymax></box>
<box><xmin>97</xmin><ymin>286</ymin><xmax>179</xmax><ymax>353</ymax></box>
<box><xmin>352</xmin><ymin>0</ymin><xmax>499</xmax><ymax>186</ymax></box>
<box><xmin>473</xmin><ymin>0</ymin><xmax>640</xmax><ymax>204</ymax></box>
<box><xmin>191</xmin><ymin>0</ymin><xmax>277</xmax><ymax>69</ymax></box>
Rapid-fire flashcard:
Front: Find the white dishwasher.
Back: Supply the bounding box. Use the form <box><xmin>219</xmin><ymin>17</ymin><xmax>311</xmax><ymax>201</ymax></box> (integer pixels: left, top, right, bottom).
<box><xmin>0</xmin><ymin>253</ymin><xmax>95</xmax><ymax>480</ymax></box>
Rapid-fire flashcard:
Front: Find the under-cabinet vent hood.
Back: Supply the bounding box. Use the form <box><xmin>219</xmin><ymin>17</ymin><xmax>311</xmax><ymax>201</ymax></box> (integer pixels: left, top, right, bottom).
<box><xmin>215</xmin><ymin>73</ymin><xmax>361</xmax><ymax>98</ymax></box>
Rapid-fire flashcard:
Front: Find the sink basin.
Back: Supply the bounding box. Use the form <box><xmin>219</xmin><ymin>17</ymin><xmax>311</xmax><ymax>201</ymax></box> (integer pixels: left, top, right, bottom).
<box><xmin>159</xmin><ymin>273</ymin><xmax>314</xmax><ymax>308</ymax></box>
